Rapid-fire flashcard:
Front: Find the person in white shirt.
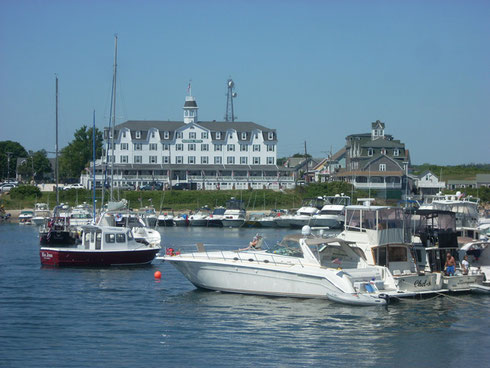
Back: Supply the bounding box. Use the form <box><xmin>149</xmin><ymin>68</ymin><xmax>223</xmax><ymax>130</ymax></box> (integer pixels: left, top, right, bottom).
<box><xmin>462</xmin><ymin>255</ymin><xmax>470</xmax><ymax>275</ymax></box>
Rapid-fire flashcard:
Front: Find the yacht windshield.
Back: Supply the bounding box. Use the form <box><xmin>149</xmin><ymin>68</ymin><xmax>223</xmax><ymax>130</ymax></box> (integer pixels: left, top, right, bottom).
<box><xmin>266</xmin><ymin>238</ymin><xmax>303</xmax><ymax>257</ymax></box>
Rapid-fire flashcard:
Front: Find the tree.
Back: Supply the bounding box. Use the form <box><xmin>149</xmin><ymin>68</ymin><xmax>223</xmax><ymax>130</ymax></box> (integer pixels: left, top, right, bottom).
<box><xmin>0</xmin><ymin>141</ymin><xmax>28</xmax><ymax>180</ymax></box>
<box><xmin>17</xmin><ymin>150</ymin><xmax>52</xmax><ymax>181</ymax></box>
<box><xmin>59</xmin><ymin>126</ymin><xmax>103</xmax><ymax>180</ymax></box>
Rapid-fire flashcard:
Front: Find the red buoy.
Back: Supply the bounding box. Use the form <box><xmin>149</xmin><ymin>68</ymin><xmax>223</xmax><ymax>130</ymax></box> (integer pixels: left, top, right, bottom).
<box><xmin>154</xmin><ymin>270</ymin><xmax>162</xmax><ymax>279</ymax></box>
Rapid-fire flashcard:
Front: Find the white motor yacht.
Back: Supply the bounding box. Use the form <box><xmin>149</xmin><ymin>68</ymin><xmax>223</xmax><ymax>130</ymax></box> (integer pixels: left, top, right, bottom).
<box><xmin>157</xmin><ymin>208</ymin><xmax>175</xmax><ymax>227</ymax></box>
<box><xmin>160</xmin><ymin>227</ymin><xmax>397</xmax><ymax>306</ymax></box>
<box><xmin>257</xmin><ymin>209</ymin><xmax>288</xmax><ymax>228</ymax></box>
<box><xmin>336</xmin><ymin>203</ymin><xmax>487</xmax><ymax>294</ymax></box>
<box><xmin>275</xmin><ymin>197</ymin><xmax>324</xmax><ymax>228</ymax></box>
<box><xmin>32</xmin><ymin>203</ymin><xmax>51</xmax><ymax>226</ymax></box>
<box><xmin>18</xmin><ymin>210</ymin><xmax>34</xmax><ymax>225</ymax></box>
<box><xmin>97</xmin><ymin>202</ymin><xmax>161</xmax><ymax>248</ymax></box>
<box><xmin>189</xmin><ymin>206</ymin><xmax>212</xmax><ymax>227</ymax></box>
<box><xmin>221</xmin><ymin>198</ymin><xmax>246</xmax><ymax>228</ymax></box>
<box><xmin>310</xmin><ymin>194</ymin><xmax>350</xmax><ymax>229</ymax></box>
<box><xmin>204</xmin><ymin>206</ymin><xmax>226</xmax><ymax>227</ymax></box>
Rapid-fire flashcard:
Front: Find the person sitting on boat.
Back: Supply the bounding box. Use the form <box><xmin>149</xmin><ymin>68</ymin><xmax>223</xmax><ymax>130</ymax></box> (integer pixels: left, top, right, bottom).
<box><xmin>445</xmin><ymin>252</ymin><xmax>456</xmax><ymax>276</ymax></box>
<box><xmin>239</xmin><ymin>235</ymin><xmax>262</xmax><ymax>251</ymax></box>
<box><xmin>461</xmin><ymin>255</ymin><xmax>470</xmax><ymax>275</ymax></box>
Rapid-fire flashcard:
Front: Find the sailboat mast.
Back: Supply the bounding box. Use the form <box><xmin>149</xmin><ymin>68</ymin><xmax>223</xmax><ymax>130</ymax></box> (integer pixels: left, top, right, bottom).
<box><xmin>110</xmin><ymin>34</ymin><xmax>118</xmax><ymax>201</ymax></box>
<box><xmin>93</xmin><ymin>110</ymin><xmax>96</xmax><ymax>220</ymax></box>
<box><xmin>55</xmin><ymin>75</ymin><xmax>59</xmax><ymax>205</ymax></box>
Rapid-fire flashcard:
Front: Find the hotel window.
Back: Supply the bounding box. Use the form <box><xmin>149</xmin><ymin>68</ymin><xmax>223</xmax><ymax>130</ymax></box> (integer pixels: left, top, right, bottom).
<box><xmin>163</xmin><ymin>131</ymin><xmax>170</xmax><ymax>139</ymax></box>
<box><xmin>214</xmin><ymin>144</ymin><xmax>222</xmax><ymax>151</ymax></box>
<box><xmin>368</xmin><ymin>148</ymin><xmax>373</xmax><ymax>156</ymax></box>
<box><xmin>189</xmin><ymin>132</ymin><xmax>196</xmax><ymax>139</ymax></box>
<box><xmin>214</xmin><ymin>156</ymin><xmax>222</xmax><ymax>164</ymax></box>
<box><xmin>176</xmin><ymin>132</ymin><xmax>183</xmax><ymax>139</ymax></box>
<box><xmin>162</xmin><ymin>144</ymin><xmax>169</xmax><ymax>151</ymax></box>
<box><xmin>267</xmin><ymin>157</ymin><xmax>275</xmax><ymax>165</ymax></box>
<box><xmin>162</xmin><ymin>156</ymin><xmax>169</xmax><ymax>164</ymax></box>
<box><xmin>176</xmin><ymin>144</ymin><xmax>183</xmax><ymax>151</ymax></box>
<box><xmin>379</xmin><ymin>164</ymin><xmax>386</xmax><ymax>172</ymax></box>
<box><xmin>134</xmin><ymin>155</ymin><xmax>142</xmax><ymax>164</ymax></box>
<box><xmin>254</xmin><ymin>133</ymin><xmax>259</xmax><ymax>139</ymax></box>
<box><xmin>149</xmin><ymin>156</ymin><xmax>157</xmax><ymax>164</ymax></box>
<box><xmin>240</xmin><ymin>144</ymin><xmax>248</xmax><ymax>152</ymax></box>
<box><xmin>176</xmin><ymin>156</ymin><xmax>183</xmax><ymax>164</ymax></box>
<box><xmin>188</xmin><ymin>143</ymin><xmax>196</xmax><ymax>151</ymax></box>
<box><xmin>240</xmin><ymin>156</ymin><xmax>248</xmax><ymax>164</ymax></box>
<box><xmin>201</xmin><ymin>156</ymin><xmax>209</xmax><ymax>164</ymax></box>
<box><xmin>107</xmin><ymin>155</ymin><xmax>115</xmax><ymax>163</ymax></box>
<box><xmin>267</xmin><ymin>145</ymin><xmax>275</xmax><ymax>152</ymax></box>
<box><xmin>253</xmin><ymin>144</ymin><xmax>261</xmax><ymax>152</ymax></box>
<box><xmin>122</xmin><ymin>131</ymin><xmax>126</xmax><ymax>138</ymax></box>
<box><xmin>188</xmin><ymin>156</ymin><xmax>196</xmax><ymax>164</ymax></box>
<box><xmin>227</xmin><ymin>156</ymin><xmax>235</xmax><ymax>164</ymax></box>
<box><xmin>149</xmin><ymin>143</ymin><xmax>158</xmax><ymax>151</ymax></box>
<box><xmin>134</xmin><ymin>143</ymin><xmax>142</xmax><ymax>151</ymax></box>
<box><xmin>120</xmin><ymin>143</ymin><xmax>128</xmax><ymax>150</ymax></box>
<box><xmin>381</xmin><ymin>149</ymin><xmax>386</xmax><ymax>155</ymax></box>
<box><xmin>253</xmin><ymin>157</ymin><xmax>260</xmax><ymax>165</ymax></box>
<box><xmin>268</xmin><ymin>132</ymin><xmax>274</xmax><ymax>140</ymax></box>
<box><xmin>120</xmin><ymin>155</ymin><xmax>128</xmax><ymax>163</ymax></box>
<box><xmin>227</xmin><ymin>144</ymin><xmax>235</xmax><ymax>152</ymax></box>
<box><xmin>201</xmin><ymin>144</ymin><xmax>209</xmax><ymax>151</ymax></box>
<box><xmin>241</xmin><ymin>132</ymin><xmax>247</xmax><ymax>140</ymax></box>
<box><xmin>151</xmin><ymin>131</ymin><xmax>155</xmax><ymax>138</ymax></box>
<box><xmin>135</xmin><ymin>131</ymin><xmax>141</xmax><ymax>139</ymax></box>
<box><xmin>394</xmin><ymin>149</ymin><xmax>400</xmax><ymax>157</ymax></box>
<box><xmin>216</xmin><ymin>132</ymin><xmax>221</xmax><ymax>139</ymax></box>
<box><xmin>201</xmin><ymin>132</ymin><xmax>208</xmax><ymax>139</ymax></box>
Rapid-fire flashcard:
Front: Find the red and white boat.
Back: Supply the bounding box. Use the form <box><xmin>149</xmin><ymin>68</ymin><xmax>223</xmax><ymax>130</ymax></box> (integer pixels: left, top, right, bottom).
<box><xmin>40</xmin><ymin>224</ymin><xmax>161</xmax><ymax>267</ymax></box>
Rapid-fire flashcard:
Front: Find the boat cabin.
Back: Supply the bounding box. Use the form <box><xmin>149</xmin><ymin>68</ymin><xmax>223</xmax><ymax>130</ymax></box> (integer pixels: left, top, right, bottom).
<box><xmin>81</xmin><ymin>225</ymin><xmax>136</xmax><ymax>251</ymax></box>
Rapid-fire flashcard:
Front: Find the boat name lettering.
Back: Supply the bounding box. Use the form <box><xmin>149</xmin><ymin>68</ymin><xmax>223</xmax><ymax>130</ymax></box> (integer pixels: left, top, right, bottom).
<box><xmin>414</xmin><ymin>279</ymin><xmax>431</xmax><ymax>287</ymax></box>
<box><xmin>41</xmin><ymin>252</ymin><xmax>53</xmax><ymax>259</ymax></box>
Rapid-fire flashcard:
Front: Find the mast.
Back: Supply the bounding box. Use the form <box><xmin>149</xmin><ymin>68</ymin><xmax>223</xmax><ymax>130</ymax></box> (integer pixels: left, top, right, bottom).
<box><xmin>92</xmin><ymin>110</ymin><xmax>96</xmax><ymax>220</ymax></box>
<box><xmin>55</xmin><ymin>75</ymin><xmax>59</xmax><ymax>205</ymax></box>
<box><xmin>110</xmin><ymin>34</ymin><xmax>118</xmax><ymax>201</ymax></box>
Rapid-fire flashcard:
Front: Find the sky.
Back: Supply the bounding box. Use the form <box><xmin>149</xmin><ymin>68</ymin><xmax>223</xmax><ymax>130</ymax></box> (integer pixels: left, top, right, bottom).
<box><xmin>1</xmin><ymin>0</ymin><xmax>489</xmax><ymax>165</ymax></box>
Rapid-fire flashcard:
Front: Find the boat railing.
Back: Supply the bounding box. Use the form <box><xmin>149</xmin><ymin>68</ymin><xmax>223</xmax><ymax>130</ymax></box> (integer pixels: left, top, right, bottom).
<box><xmin>182</xmin><ymin>247</ymin><xmax>305</xmax><ymax>267</ymax></box>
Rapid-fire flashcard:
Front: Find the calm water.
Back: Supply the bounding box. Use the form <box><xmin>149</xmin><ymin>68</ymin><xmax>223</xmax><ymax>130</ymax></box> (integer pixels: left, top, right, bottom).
<box><xmin>1</xmin><ymin>223</ymin><xmax>489</xmax><ymax>368</ymax></box>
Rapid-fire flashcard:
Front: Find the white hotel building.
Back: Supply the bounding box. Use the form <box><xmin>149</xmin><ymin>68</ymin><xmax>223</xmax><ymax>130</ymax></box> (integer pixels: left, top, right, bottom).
<box><xmin>82</xmin><ymin>93</ymin><xmax>294</xmax><ymax>190</ymax></box>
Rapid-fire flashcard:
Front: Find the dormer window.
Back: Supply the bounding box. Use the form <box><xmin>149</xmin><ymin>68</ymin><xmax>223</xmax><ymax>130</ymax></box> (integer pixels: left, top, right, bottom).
<box><xmin>151</xmin><ymin>131</ymin><xmax>155</xmax><ymax>138</ymax></box>
<box><xmin>394</xmin><ymin>149</ymin><xmax>399</xmax><ymax>157</ymax></box>
<box><xmin>122</xmin><ymin>131</ymin><xmax>126</xmax><ymax>138</ymax></box>
<box><xmin>368</xmin><ymin>148</ymin><xmax>373</xmax><ymax>156</ymax></box>
<box><xmin>135</xmin><ymin>131</ymin><xmax>141</xmax><ymax>139</ymax></box>
<box><xmin>163</xmin><ymin>131</ymin><xmax>169</xmax><ymax>139</ymax></box>
<box><xmin>268</xmin><ymin>132</ymin><xmax>274</xmax><ymax>140</ymax></box>
<box><xmin>241</xmin><ymin>132</ymin><xmax>247</xmax><ymax>140</ymax></box>
<box><xmin>381</xmin><ymin>149</ymin><xmax>386</xmax><ymax>155</ymax></box>
<box><xmin>216</xmin><ymin>132</ymin><xmax>221</xmax><ymax>140</ymax></box>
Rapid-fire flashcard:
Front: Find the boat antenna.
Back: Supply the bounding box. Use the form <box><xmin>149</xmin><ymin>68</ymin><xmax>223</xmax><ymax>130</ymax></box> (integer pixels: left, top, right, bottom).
<box><xmin>92</xmin><ymin>109</ymin><xmax>97</xmax><ymax>221</ymax></box>
<box><xmin>110</xmin><ymin>34</ymin><xmax>118</xmax><ymax>201</ymax></box>
<box><xmin>55</xmin><ymin>74</ymin><xmax>59</xmax><ymax>206</ymax></box>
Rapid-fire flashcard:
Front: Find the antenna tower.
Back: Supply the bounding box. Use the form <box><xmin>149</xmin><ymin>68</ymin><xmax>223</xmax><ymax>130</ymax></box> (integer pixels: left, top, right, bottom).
<box><xmin>224</xmin><ymin>78</ymin><xmax>237</xmax><ymax>122</ymax></box>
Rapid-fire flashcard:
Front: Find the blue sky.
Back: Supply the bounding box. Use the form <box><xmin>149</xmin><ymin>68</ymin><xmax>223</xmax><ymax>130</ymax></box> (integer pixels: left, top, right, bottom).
<box><xmin>1</xmin><ymin>0</ymin><xmax>489</xmax><ymax>164</ymax></box>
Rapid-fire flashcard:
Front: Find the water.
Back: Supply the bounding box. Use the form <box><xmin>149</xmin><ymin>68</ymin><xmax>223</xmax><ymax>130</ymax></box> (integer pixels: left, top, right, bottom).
<box><xmin>1</xmin><ymin>224</ymin><xmax>489</xmax><ymax>367</ymax></box>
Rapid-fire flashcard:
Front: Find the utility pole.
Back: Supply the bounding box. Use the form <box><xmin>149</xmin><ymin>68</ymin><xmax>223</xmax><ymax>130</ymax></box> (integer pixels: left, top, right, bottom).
<box><xmin>6</xmin><ymin>152</ymin><xmax>12</xmax><ymax>181</ymax></box>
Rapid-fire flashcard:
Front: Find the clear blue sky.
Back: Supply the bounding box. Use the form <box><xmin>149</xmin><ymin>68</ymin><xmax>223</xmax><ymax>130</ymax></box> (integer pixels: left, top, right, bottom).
<box><xmin>1</xmin><ymin>0</ymin><xmax>489</xmax><ymax>164</ymax></box>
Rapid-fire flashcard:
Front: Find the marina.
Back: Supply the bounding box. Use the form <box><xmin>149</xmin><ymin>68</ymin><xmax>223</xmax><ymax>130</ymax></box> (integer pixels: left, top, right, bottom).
<box><xmin>1</xmin><ymin>224</ymin><xmax>490</xmax><ymax>367</ymax></box>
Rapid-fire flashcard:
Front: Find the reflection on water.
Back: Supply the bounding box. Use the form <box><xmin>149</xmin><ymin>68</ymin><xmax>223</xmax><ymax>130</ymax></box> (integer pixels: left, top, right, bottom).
<box><xmin>1</xmin><ymin>224</ymin><xmax>489</xmax><ymax>368</ymax></box>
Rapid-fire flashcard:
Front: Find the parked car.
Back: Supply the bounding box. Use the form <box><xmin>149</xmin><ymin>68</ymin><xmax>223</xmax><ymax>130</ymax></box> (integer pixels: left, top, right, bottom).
<box><xmin>140</xmin><ymin>182</ymin><xmax>163</xmax><ymax>191</ymax></box>
<box><xmin>1</xmin><ymin>183</ymin><xmax>17</xmax><ymax>192</ymax></box>
<box><xmin>119</xmin><ymin>183</ymin><xmax>135</xmax><ymax>191</ymax></box>
<box><xmin>63</xmin><ymin>183</ymin><xmax>85</xmax><ymax>190</ymax></box>
<box><xmin>171</xmin><ymin>183</ymin><xmax>197</xmax><ymax>190</ymax></box>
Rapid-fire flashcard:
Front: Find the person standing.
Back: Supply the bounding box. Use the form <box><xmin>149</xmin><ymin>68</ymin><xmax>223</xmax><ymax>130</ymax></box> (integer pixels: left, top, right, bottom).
<box><xmin>445</xmin><ymin>252</ymin><xmax>456</xmax><ymax>276</ymax></box>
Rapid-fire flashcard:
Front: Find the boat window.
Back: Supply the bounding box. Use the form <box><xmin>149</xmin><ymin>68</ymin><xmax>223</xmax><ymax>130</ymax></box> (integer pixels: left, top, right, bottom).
<box><xmin>96</xmin><ymin>232</ymin><xmax>102</xmax><ymax>250</ymax></box>
<box><xmin>84</xmin><ymin>232</ymin><xmax>91</xmax><ymax>246</ymax></box>
<box><xmin>106</xmin><ymin>233</ymin><xmax>115</xmax><ymax>243</ymax></box>
<box><xmin>266</xmin><ymin>239</ymin><xmax>303</xmax><ymax>258</ymax></box>
<box><xmin>91</xmin><ymin>231</ymin><xmax>95</xmax><ymax>243</ymax></box>
<box><xmin>127</xmin><ymin>231</ymin><xmax>134</xmax><ymax>241</ymax></box>
<box><xmin>388</xmin><ymin>246</ymin><xmax>407</xmax><ymax>262</ymax></box>
<box><xmin>116</xmin><ymin>233</ymin><xmax>126</xmax><ymax>243</ymax></box>
<box><xmin>373</xmin><ymin>247</ymin><xmax>387</xmax><ymax>266</ymax></box>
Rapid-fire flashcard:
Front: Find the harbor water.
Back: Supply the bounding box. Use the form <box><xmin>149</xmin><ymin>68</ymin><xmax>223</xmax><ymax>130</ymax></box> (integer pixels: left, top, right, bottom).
<box><xmin>1</xmin><ymin>224</ymin><xmax>489</xmax><ymax>367</ymax></box>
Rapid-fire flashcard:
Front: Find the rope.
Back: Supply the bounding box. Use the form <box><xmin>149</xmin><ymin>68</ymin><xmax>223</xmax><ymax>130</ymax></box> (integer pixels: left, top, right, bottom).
<box><xmin>433</xmin><ymin>291</ymin><xmax>489</xmax><ymax>307</ymax></box>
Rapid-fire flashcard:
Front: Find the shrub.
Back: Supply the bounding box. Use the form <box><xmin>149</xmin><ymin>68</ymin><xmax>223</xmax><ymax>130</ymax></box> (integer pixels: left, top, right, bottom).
<box><xmin>9</xmin><ymin>185</ymin><xmax>41</xmax><ymax>199</ymax></box>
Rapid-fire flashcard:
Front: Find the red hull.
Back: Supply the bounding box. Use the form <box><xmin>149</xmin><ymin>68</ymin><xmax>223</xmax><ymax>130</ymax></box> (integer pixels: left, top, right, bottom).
<box><xmin>40</xmin><ymin>248</ymin><xmax>159</xmax><ymax>267</ymax></box>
